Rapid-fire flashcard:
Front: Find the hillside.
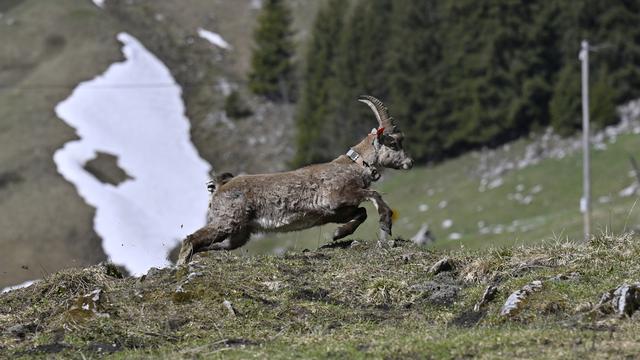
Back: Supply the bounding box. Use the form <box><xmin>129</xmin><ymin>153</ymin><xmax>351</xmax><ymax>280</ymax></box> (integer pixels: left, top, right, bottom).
<box><xmin>0</xmin><ymin>0</ymin><xmax>320</xmax><ymax>287</ymax></box>
<box><xmin>2</xmin><ymin>234</ymin><xmax>640</xmax><ymax>358</ymax></box>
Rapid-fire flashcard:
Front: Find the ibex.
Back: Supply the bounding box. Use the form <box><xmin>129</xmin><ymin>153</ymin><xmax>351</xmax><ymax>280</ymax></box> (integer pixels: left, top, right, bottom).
<box><xmin>177</xmin><ymin>95</ymin><xmax>413</xmax><ymax>264</ymax></box>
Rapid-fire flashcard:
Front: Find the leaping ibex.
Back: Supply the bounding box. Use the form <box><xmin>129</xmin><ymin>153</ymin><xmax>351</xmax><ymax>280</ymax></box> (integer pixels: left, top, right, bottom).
<box><xmin>177</xmin><ymin>95</ymin><xmax>413</xmax><ymax>264</ymax></box>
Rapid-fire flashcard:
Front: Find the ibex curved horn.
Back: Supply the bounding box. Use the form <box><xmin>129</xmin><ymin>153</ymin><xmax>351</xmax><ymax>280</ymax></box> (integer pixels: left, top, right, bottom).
<box><xmin>357</xmin><ymin>95</ymin><xmax>398</xmax><ymax>133</ymax></box>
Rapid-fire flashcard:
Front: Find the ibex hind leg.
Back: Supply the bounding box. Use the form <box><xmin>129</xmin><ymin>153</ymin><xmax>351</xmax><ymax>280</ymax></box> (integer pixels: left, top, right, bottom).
<box><xmin>176</xmin><ymin>225</ymin><xmax>230</xmax><ymax>265</ymax></box>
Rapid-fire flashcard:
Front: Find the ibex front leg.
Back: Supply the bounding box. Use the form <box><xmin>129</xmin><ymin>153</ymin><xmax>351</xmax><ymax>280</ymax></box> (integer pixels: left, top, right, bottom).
<box><xmin>177</xmin><ymin>225</ymin><xmax>229</xmax><ymax>265</ymax></box>
<box><xmin>332</xmin><ymin>206</ymin><xmax>367</xmax><ymax>241</ymax></box>
<box><xmin>363</xmin><ymin>190</ymin><xmax>393</xmax><ymax>247</ymax></box>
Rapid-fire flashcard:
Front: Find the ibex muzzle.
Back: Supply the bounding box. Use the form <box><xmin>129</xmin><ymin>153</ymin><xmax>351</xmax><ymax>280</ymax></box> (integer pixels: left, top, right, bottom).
<box><xmin>177</xmin><ymin>95</ymin><xmax>413</xmax><ymax>265</ymax></box>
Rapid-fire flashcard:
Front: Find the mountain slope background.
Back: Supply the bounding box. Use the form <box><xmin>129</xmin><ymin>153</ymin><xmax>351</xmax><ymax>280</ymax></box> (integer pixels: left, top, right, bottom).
<box><xmin>0</xmin><ymin>0</ymin><xmax>321</xmax><ymax>287</ymax></box>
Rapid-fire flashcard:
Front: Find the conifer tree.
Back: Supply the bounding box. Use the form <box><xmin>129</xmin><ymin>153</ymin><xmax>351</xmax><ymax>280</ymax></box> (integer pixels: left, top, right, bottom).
<box><xmin>550</xmin><ymin>64</ymin><xmax>581</xmax><ymax>136</ymax></box>
<box><xmin>388</xmin><ymin>0</ymin><xmax>444</xmax><ymax>160</ymax></box>
<box><xmin>293</xmin><ymin>0</ymin><xmax>640</xmax><ymax>164</ymax></box>
<box><xmin>331</xmin><ymin>0</ymin><xmax>393</xmax><ymax>150</ymax></box>
<box><xmin>248</xmin><ymin>0</ymin><xmax>296</xmax><ymax>102</ymax></box>
<box><xmin>293</xmin><ymin>0</ymin><xmax>345</xmax><ymax>166</ymax></box>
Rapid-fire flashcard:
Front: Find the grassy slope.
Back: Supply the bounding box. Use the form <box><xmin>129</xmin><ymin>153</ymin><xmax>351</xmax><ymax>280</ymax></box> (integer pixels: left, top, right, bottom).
<box><xmin>1</xmin><ymin>234</ymin><xmax>640</xmax><ymax>358</ymax></box>
<box><xmin>248</xmin><ymin>133</ymin><xmax>640</xmax><ymax>253</ymax></box>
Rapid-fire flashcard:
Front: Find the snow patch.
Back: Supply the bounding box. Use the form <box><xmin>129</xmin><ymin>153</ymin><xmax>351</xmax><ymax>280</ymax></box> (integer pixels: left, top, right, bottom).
<box><xmin>53</xmin><ymin>33</ymin><xmax>211</xmax><ymax>275</ymax></box>
<box><xmin>91</xmin><ymin>0</ymin><xmax>105</xmax><ymax>8</ymax></box>
<box><xmin>197</xmin><ymin>28</ymin><xmax>231</xmax><ymax>50</ymax></box>
<box><xmin>442</xmin><ymin>219</ymin><xmax>453</xmax><ymax>229</ymax></box>
<box><xmin>2</xmin><ymin>280</ymin><xmax>37</xmax><ymax>293</ymax></box>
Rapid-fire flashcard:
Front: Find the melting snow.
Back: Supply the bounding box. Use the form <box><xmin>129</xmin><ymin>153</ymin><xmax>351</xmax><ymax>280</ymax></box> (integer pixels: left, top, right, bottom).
<box><xmin>197</xmin><ymin>28</ymin><xmax>231</xmax><ymax>50</ymax></box>
<box><xmin>91</xmin><ymin>0</ymin><xmax>104</xmax><ymax>8</ymax></box>
<box><xmin>2</xmin><ymin>280</ymin><xmax>37</xmax><ymax>293</ymax></box>
<box><xmin>53</xmin><ymin>33</ymin><xmax>211</xmax><ymax>275</ymax></box>
<box><xmin>418</xmin><ymin>204</ymin><xmax>429</xmax><ymax>212</ymax></box>
<box><xmin>442</xmin><ymin>219</ymin><xmax>453</xmax><ymax>229</ymax></box>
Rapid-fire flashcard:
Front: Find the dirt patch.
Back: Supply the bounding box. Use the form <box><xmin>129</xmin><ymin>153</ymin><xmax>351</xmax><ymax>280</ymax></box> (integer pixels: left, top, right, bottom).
<box><xmin>450</xmin><ymin>310</ymin><xmax>486</xmax><ymax>327</ymax></box>
<box><xmin>292</xmin><ymin>287</ymin><xmax>331</xmax><ymax>302</ymax></box>
<box><xmin>320</xmin><ymin>240</ymin><xmax>355</xmax><ymax>249</ymax></box>
<box><xmin>83</xmin><ymin>152</ymin><xmax>133</xmax><ymax>186</ymax></box>
<box><xmin>0</xmin><ymin>171</ymin><xmax>22</xmax><ymax>190</ymax></box>
<box><xmin>21</xmin><ymin>343</ymin><xmax>69</xmax><ymax>355</ymax></box>
<box><xmin>411</xmin><ymin>272</ymin><xmax>462</xmax><ymax>306</ymax></box>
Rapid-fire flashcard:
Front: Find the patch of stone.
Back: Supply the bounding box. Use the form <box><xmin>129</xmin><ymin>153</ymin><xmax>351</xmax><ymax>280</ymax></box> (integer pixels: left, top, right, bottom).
<box><xmin>430</xmin><ymin>257</ymin><xmax>454</xmax><ymax>275</ymax></box>
<box><xmin>500</xmin><ymin>280</ymin><xmax>543</xmax><ymax>317</ymax></box>
<box><xmin>595</xmin><ymin>283</ymin><xmax>640</xmax><ymax>318</ymax></box>
<box><xmin>223</xmin><ymin>299</ymin><xmax>237</xmax><ymax>317</ymax></box>
<box><xmin>474</xmin><ymin>285</ymin><xmax>499</xmax><ymax>312</ymax></box>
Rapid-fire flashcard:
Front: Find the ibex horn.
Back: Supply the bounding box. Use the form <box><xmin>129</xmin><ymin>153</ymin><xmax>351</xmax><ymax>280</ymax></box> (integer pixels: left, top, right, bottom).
<box><xmin>357</xmin><ymin>95</ymin><xmax>397</xmax><ymax>133</ymax></box>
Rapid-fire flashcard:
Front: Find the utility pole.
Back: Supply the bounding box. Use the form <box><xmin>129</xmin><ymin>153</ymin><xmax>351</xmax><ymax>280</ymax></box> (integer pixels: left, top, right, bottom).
<box><xmin>579</xmin><ymin>40</ymin><xmax>591</xmax><ymax>241</ymax></box>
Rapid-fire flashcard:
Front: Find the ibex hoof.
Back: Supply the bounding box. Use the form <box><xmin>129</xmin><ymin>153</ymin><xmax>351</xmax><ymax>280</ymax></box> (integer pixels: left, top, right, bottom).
<box><xmin>176</xmin><ymin>241</ymin><xmax>194</xmax><ymax>265</ymax></box>
<box><xmin>377</xmin><ymin>229</ymin><xmax>393</xmax><ymax>248</ymax></box>
<box><xmin>380</xmin><ymin>223</ymin><xmax>392</xmax><ymax>236</ymax></box>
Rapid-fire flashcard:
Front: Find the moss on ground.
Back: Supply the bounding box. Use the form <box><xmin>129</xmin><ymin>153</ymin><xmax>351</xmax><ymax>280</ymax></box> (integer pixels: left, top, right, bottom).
<box><xmin>2</xmin><ymin>234</ymin><xmax>640</xmax><ymax>359</ymax></box>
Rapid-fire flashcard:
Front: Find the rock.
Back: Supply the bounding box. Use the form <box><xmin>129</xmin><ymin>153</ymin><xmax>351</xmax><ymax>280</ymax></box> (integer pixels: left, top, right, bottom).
<box><xmin>5</xmin><ymin>323</ymin><xmax>37</xmax><ymax>339</ymax></box>
<box><xmin>223</xmin><ymin>299</ymin><xmax>237</xmax><ymax>317</ymax></box>
<box><xmin>430</xmin><ymin>258</ymin><xmax>454</xmax><ymax>275</ymax></box>
<box><xmin>474</xmin><ymin>285</ymin><xmax>498</xmax><ymax>312</ymax></box>
<box><xmin>500</xmin><ymin>280</ymin><xmax>543</xmax><ymax>317</ymax></box>
<box><xmin>411</xmin><ymin>224</ymin><xmax>435</xmax><ymax>246</ymax></box>
<box><xmin>596</xmin><ymin>283</ymin><xmax>640</xmax><ymax>317</ymax></box>
<box><xmin>146</xmin><ymin>267</ymin><xmax>162</xmax><ymax>277</ymax></box>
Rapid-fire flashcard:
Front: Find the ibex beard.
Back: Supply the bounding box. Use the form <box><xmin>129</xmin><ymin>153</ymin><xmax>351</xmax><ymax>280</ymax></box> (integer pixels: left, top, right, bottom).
<box><xmin>177</xmin><ymin>95</ymin><xmax>413</xmax><ymax>265</ymax></box>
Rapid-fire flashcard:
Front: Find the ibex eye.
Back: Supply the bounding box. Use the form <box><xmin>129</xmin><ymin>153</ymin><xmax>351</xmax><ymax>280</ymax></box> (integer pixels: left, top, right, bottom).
<box><xmin>382</xmin><ymin>136</ymin><xmax>398</xmax><ymax>149</ymax></box>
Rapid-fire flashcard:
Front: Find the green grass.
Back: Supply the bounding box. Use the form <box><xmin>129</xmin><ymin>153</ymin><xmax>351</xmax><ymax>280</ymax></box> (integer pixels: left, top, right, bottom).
<box><xmin>248</xmin><ymin>133</ymin><xmax>640</xmax><ymax>253</ymax></box>
<box><xmin>2</xmin><ymin>234</ymin><xmax>640</xmax><ymax>358</ymax></box>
